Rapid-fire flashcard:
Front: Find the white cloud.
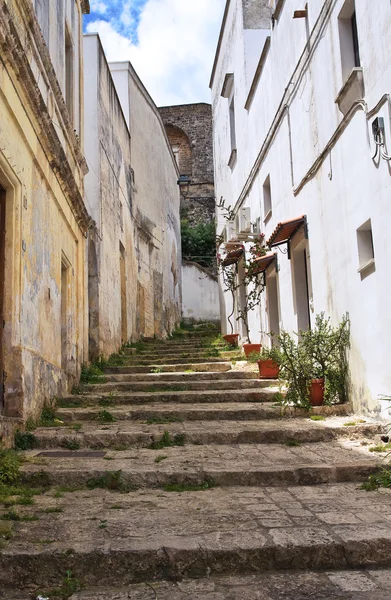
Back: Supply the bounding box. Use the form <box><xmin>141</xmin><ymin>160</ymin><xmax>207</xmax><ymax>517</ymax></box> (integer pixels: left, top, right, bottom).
<box><xmin>86</xmin><ymin>0</ymin><xmax>225</xmax><ymax>106</ymax></box>
<box><xmin>120</xmin><ymin>1</ymin><xmax>133</xmax><ymax>28</ymax></box>
<box><xmin>89</xmin><ymin>0</ymin><xmax>108</xmax><ymax>14</ymax></box>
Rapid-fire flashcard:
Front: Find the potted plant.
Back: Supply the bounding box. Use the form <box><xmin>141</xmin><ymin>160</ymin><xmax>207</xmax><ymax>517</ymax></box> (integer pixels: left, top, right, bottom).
<box><xmin>275</xmin><ymin>314</ymin><xmax>350</xmax><ymax>409</ymax></box>
<box><xmin>257</xmin><ymin>346</ymin><xmax>280</xmax><ymax>379</ymax></box>
<box><xmin>237</xmin><ymin>238</ymin><xmax>267</xmax><ymax>357</ymax></box>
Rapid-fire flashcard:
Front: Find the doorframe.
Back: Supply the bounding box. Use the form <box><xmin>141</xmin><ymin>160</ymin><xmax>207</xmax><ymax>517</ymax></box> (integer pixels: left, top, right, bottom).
<box><xmin>0</xmin><ymin>152</ymin><xmax>23</xmax><ymax>417</ymax></box>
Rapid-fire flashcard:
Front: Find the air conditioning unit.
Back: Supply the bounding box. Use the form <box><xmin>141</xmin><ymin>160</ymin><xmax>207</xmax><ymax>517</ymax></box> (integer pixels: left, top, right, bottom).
<box><xmin>235</xmin><ymin>207</ymin><xmax>252</xmax><ymax>239</ymax></box>
<box><xmin>252</xmin><ymin>217</ymin><xmax>262</xmax><ymax>235</ymax></box>
<box><xmin>223</xmin><ymin>221</ymin><xmax>237</xmax><ymax>245</ymax></box>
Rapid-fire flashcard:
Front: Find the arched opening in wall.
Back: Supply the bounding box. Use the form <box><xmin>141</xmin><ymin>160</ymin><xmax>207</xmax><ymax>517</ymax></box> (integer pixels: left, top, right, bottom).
<box><xmin>165</xmin><ymin>124</ymin><xmax>193</xmax><ymax>177</ymax></box>
<box><xmin>88</xmin><ymin>237</ymin><xmax>100</xmax><ymax>361</ymax></box>
<box><xmin>291</xmin><ymin>237</ymin><xmax>312</xmax><ymax>333</ymax></box>
<box><xmin>266</xmin><ymin>268</ymin><xmax>281</xmax><ymax>345</ymax></box>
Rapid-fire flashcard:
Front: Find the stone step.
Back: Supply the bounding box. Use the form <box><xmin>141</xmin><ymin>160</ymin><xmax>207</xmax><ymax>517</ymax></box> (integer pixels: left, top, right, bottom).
<box><xmin>123</xmin><ymin>351</ymin><xmax>239</xmax><ymax>361</ymax></box>
<box><xmin>104</xmin><ymin>370</ymin><xmax>259</xmax><ymax>382</ymax></box>
<box><xmin>104</xmin><ymin>362</ymin><xmax>233</xmax><ymax>374</ymax></box>
<box><xmin>123</xmin><ymin>344</ymin><xmax>228</xmax><ymax>355</ymax></box>
<box><xmin>60</xmin><ymin>569</ymin><xmax>391</xmax><ymax>600</ymax></box>
<box><xmin>56</xmin><ymin>401</ymin><xmax>354</xmax><ymax>422</ymax></box>
<box><xmin>20</xmin><ymin>439</ymin><xmax>381</xmax><ymax>488</ymax></box>
<box><xmin>80</xmin><ymin>378</ymin><xmax>272</xmax><ymax>393</ymax></box>
<box><xmin>59</xmin><ymin>388</ymin><xmax>280</xmax><ymax>408</ymax></box>
<box><xmin>32</xmin><ymin>418</ymin><xmax>383</xmax><ymax>449</ymax></box>
<box><xmin>117</xmin><ymin>356</ymin><xmax>235</xmax><ymax>366</ymax></box>
<box><xmin>2</xmin><ymin>483</ymin><xmax>391</xmax><ymax>591</ymax></box>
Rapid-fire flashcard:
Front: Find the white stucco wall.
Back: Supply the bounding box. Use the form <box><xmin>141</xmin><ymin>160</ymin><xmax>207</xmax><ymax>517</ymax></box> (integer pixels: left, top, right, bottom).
<box><xmin>182</xmin><ymin>262</ymin><xmax>220</xmax><ymax>322</ymax></box>
<box><xmin>109</xmin><ymin>61</ymin><xmax>182</xmax><ymax>338</ymax></box>
<box><xmin>211</xmin><ymin>0</ymin><xmax>391</xmax><ymax>417</ymax></box>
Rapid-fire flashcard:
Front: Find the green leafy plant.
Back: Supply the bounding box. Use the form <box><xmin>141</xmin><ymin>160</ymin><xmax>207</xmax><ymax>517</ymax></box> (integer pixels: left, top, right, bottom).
<box><xmin>87</xmin><ymin>470</ymin><xmax>137</xmax><ymax>493</ymax></box>
<box><xmin>14</xmin><ymin>431</ymin><xmax>38</xmax><ymax>451</ymax></box>
<box><xmin>361</xmin><ymin>468</ymin><xmax>391</xmax><ymax>491</ymax></box>
<box><xmin>63</xmin><ymin>439</ymin><xmax>80</xmax><ymax>451</ymax></box>
<box><xmin>97</xmin><ymin>410</ymin><xmax>116</xmax><ymax>424</ymax></box>
<box><xmin>181</xmin><ymin>219</ymin><xmax>216</xmax><ymax>269</ymax></box>
<box><xmin>149</xmin><ymin>431</ymin><xmax>185</xmax><ymax>450</ymax></box>
<box><xmin>274</xmin><ymin>313</ymin><xmax>350</xmax><ymax>409</ymax></box>
<box><xmin>151</xmin><ymin>367</ymin><xmax>163</xmax><ymax>374</ymax></box>
<box><xmin>0</xmin><ymin>450</ymin><xmax>22</xmax><ymax>486</ymax></box>
<box><xmin>80</xmin><ymin>362</ymin><xmax>106</xmax><ymax>384</ymax></box>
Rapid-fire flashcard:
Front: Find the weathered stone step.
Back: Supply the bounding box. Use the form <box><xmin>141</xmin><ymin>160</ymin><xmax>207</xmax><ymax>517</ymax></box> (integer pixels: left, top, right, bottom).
<box><xmin>104</xmin><ymin>362</ymin><xmax>232</xmax><ymax>374</ymax></box>
<box><xmin>123</xmin><ymin>344</ymin><xmax>227</xmax><ymax>355</ymax></box>
<box><xmin>56</xmin><ymin>401</ymin><xmax>353</xmax><ymax>422</ymax></box>
<box><xmin>21</xmin><ymin>439</ymin><xmax>381</xmax><ymax>488</ymax></box>
<box><xmin>60</xmin><ymin>388</ymin><xmax>279</xmax><ymax>408</ymax></box>
<box><xmin>2</xmin><ymin>483</ymin><xmax>391</xmax><ymax>591</ymax></box>
<box><xmin>123</xmin><ymin>351</ymin><xmax>238</xmax><ymax>361</ymax></box>
<box><xmin>32</xmin><ymin>418</ymin><xmax>383</xmax><ymax>449</ymax></box>
<box><xmin>81</xmin><ymin>378</ymin><xmax>271</xmax><ymax>393</ymax></box>
<box><xmin>117</xmin><ymin>356</ymin><xmax>235</xmax><ymax>366</ymax></box>
<box><xmin>64</xmin><ymin>569</ymin><xmax>391</xmax><ymax>600</ymax></box>
<box><xmin>104</xmin><ymin>370</ymin><xmax>259</xmax><ymax>382</ymax></box>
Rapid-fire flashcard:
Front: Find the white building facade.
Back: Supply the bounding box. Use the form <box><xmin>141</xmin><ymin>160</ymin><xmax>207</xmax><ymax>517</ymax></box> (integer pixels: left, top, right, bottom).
<box><xmin>211</xmin><ymin>0</ymin><xmax>391</xmax><ymax>417</ymax></box>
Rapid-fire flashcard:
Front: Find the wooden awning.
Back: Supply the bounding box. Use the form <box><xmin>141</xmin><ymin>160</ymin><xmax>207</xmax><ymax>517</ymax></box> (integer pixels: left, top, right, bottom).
<box><xmin>250</xmin><ymin>253</ymin><xmax>277</xmax><ymax>274</ymax></box>
<box><xmin>267</xmin><ymin>216</ymin><xmax>307</xmax><ymax>248</ymax></box>
<box><xmin>221</xmin><ymin>247</ymin><xmax>244</xmax><ymax>267</ymax></box>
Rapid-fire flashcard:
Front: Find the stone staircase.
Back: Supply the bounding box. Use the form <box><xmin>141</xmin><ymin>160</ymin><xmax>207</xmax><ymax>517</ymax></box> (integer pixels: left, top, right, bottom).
<box><xmin>2</xmin><ymin>326</ymin><xmax>391</xmax><ymax>599</ymax></box>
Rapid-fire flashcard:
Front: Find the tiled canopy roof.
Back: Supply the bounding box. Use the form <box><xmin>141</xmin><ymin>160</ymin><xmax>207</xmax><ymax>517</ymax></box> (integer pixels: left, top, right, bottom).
<box><xmin>221</xmin><ymin>247</ymin><xmax>244</xmax><ymax>267</ymax></box>
<box><xmin>267</xmin><ymin>216</ymin><xmax>306</xmax><ymax>248</ymax></box>
<box><xmin>251</xmin><ymin>252</ymin><xmax>277</xmax><ymax>274</ymax></box>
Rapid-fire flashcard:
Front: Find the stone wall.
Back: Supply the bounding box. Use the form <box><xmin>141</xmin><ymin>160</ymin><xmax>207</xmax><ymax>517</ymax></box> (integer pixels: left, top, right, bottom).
<box><xmin>159</xmin><ymin>103</ymin><xmax>215</xmax><ymax>226</ymax></box>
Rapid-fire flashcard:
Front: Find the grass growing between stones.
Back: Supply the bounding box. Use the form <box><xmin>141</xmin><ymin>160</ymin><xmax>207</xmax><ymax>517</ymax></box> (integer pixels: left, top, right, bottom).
<box><xmin>284</xmin><ymin>439</ymin><xmax>301</xmax><ymax>447</ymax></box>
<box><xmin>0</xmin><ymin>522</ymin><xmax>13</xmax><ymax>548</ymax></box>
<box><xmin>36</xmin><ymin>570</ymin><xmax>82</xmax><ymax>600</ymax></box>
<box><xmin>97</xmin><ymin>410</ymin><xmax>117</xmax><ymax>424</ymax></box>
<box><xmin>2</xmin><ymin>508</ymin><xmax>39</xmax><ymax>521</ymax></box>
<box><xmin>310</xmin><ymin>415</ymin><xmax>326</xmax><ymax>421</ymax></box>
<box><xmin>361</xmin><ymin>468</ymin><xmax>391</xmax><ymax>491</ymax></box>
<box><xmin>163</xmin><ymin>478</ymin><xmax>216</xmax><ymax>492</ymax></box>
<box><xmin>369</xmin><ymin>443</ymin><xmax>391</xmax><ymax>453</ymax></box>
<box><xmin>149</xmin><ymin>431</ymin><xmax>185</xmax><ymax>449</ymax></box>
<box><xmin>87</xmin><ymin>470</ymin><xmax>138</xmax><ymax>493</ymax></box>
<box><xmin>145</xmin><ymin>416</ymin><xmax>183</xmax><ymax>424</ymax></box>
<box><xmin>343</xmin><ymin>420</ymin><xmax>366</xmax><ymax>427</ymax></box>
<box><xmin>154</xmin><ymin>455</ymin><xmax>168</xmax><ymax>463</ymax></box>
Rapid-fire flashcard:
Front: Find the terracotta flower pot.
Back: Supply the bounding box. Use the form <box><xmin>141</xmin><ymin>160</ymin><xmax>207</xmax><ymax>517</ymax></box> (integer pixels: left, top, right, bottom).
<box><xmin>310</xmin><ymin>378</ymin><xmax>325</xmax><ymax>406</ymax></box>
<box><xmin>243</xmin><ymin>343</ymin><xmax>262</xmax><ymax>358</ymax></box>
<box><xmin>257</xmin><ymin>359</ymin><xmax>279</xmax><ymax>379</ymax></box>
<box><xmin>223</xmin><ymin>334</ymin><xmax>239</xmax><ymax>348</ymax></box>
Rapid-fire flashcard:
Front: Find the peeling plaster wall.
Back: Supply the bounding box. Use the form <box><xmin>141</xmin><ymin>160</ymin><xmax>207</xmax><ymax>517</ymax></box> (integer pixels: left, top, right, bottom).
<box><xmin>212</xmin><ymin>0</ymin><xmax>391</xmax><ymax>417</ymax></box>
<box><xmin>182</xmin><ymin>262</ymin><xmax>220</xmax><ymax>322</ymax></box>
<box><xmin>110</xmin><ymin>62</ymin><xmax>182</xmax><ymax>339</ymax></box>
<box><xmin>83</xmin><ymin>35</ymin><xmax>136</xmax><ymax>358</ymax></box>
<box><xmin>0</xmin><ymin>0</ymin><xmax>88</xmax><ymax>432</ymax></box>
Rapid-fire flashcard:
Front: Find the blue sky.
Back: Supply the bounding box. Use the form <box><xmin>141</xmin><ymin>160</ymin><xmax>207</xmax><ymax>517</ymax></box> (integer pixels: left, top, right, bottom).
<box><xmin>84</xmin><ymin>0</ymin><xmax>226</xmax><ymax>106</ymax></box>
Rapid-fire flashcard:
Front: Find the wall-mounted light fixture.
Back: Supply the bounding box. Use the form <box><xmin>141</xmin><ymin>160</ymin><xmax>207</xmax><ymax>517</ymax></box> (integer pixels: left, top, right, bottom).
<box><xmin>177</xmin><ymin>175</ymin><xmax>191</xmax><ymax>200</ymax></box>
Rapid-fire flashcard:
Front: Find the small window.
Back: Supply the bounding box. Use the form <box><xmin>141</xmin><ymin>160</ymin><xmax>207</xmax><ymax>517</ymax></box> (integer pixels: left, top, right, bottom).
<box><xmin>357</xmin><ymin>219</ymin><xmax>375</xmax><ymax>274</ymax></box>
<box><xmin>338</xmin><ymin>1</ymin><xmax>361</xmax><ymax>82</ymax></box>
<box><xmin>65</xmin><ymin>27</ymin><xmax>74</xmax><ymax>122</ymax></box>
<box><xmin>263</xmin><ymin>175</ymin><xmax>272</xmax><ymax>222</ymax></box>
<box><xmin>172</xmin><ymin>145</ymin><xmax>180</xmax><ymax>166</ymax></box>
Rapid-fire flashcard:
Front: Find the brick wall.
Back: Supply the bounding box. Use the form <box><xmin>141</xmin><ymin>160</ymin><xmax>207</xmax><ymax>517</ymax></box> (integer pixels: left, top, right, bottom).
<box><xmin>159</xmin><ymin>103</ymin><xmax>215</xmax><ymax>225</ymax></box>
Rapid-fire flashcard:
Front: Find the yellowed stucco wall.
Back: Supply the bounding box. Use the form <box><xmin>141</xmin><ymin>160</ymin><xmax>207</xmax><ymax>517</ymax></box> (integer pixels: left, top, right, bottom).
<box><xmin>0</xmin><ymin>0</ymin><xmax>89</xmax><ymax>427</ymax></box>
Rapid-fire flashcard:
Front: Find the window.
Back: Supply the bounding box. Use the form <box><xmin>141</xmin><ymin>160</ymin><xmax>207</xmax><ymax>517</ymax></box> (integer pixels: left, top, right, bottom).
<box><xmin>357</xmin><ymin>219</ymin><xmax>375</xmax><ymax>275</ymax></box>
<box><xmin>263</xmin><ymin>175</ymin><xmax>272</xmax><ymax>222</ymax></box>
<box><xmin>172</xmin><ymin>145</ymin><xmax>180</xmax><ymax>167</ymax></box>
<box><xmin>229</xmin><ymin>96</ymin><xmax>236</xmax><ymax>152</ymax></box>
<box><xmin>221</xmin><ymin>73</ymin><xmax>237</xmax><ymax>167</ymax></box>
<box><xmin>65</xmin><ymin>26</ymin><xmax>74</xmax><ymax>122</ymax></box>
<box><xmin>338</xmin><ymin>1</ymin><xmax>361</xmax><ymax>82</ymax></box>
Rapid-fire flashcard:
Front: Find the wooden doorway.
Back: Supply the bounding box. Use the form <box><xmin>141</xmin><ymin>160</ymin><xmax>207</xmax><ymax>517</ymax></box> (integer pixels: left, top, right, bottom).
<box><xmin>0</xmin><ymin>186</ymin><xmax>5</xmax><ymax>412</ymax></box>
<box><xmin>119</xmin><ymin>243</ymin><xmax>127</xmax><ymax>344</ymax></box>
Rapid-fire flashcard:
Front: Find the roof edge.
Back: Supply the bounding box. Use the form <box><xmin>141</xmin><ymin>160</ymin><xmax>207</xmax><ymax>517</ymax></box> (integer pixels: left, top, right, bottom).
<box><xmin>209</xmin><ymin>0</ymin><xmax>231</xmax><ymax>90</ymax></box>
